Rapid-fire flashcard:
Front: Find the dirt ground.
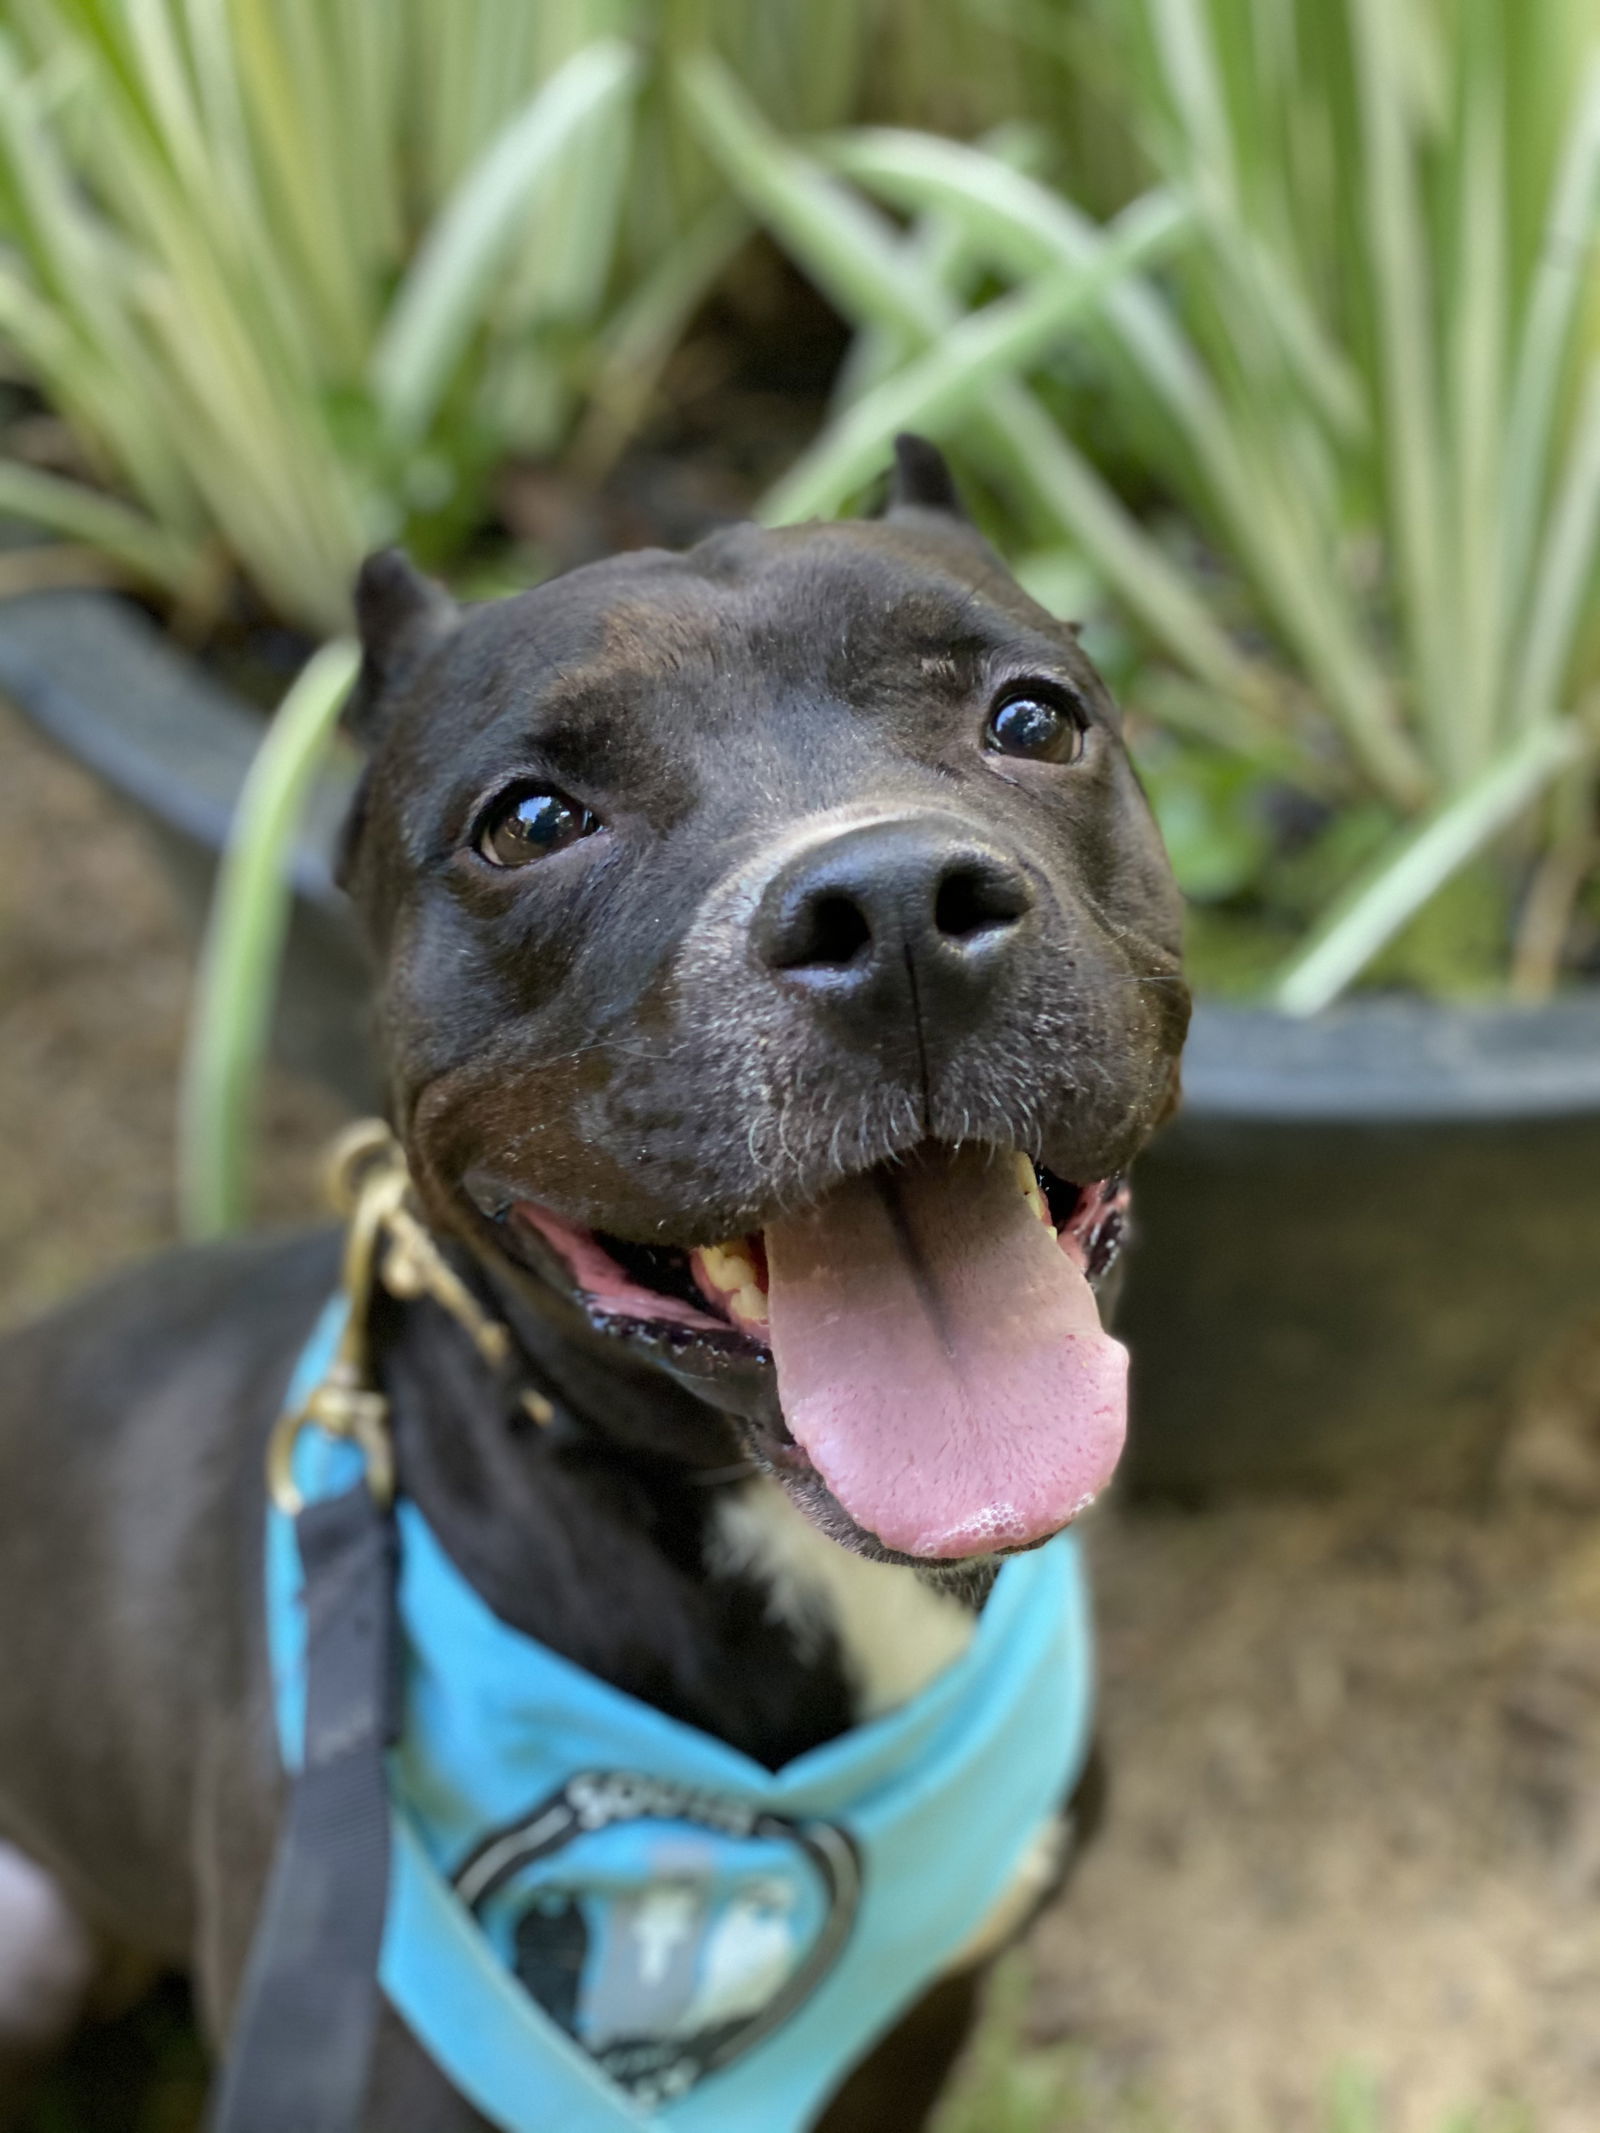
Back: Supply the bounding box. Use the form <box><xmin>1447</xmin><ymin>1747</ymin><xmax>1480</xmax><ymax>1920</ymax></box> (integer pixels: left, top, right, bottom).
<box><xmin>3</xmin><ymin>695</ymin><xmax>1599</xmax><ymax>2133</ymax></box>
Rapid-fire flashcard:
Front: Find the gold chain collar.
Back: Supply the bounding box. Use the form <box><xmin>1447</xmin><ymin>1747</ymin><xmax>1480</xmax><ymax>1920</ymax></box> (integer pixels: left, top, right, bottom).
<box><xmin>266</xmin><ymin>1120</ymin><xmax>554</xmax><ymax>1516</ymax></box>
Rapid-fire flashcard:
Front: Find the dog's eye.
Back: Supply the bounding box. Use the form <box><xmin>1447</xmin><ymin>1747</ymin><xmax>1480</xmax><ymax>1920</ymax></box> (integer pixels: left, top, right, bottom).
<box><xmin>475</xmin><ymin>786</ymin><xmax>599</xmax><ymax>868</ymax></box>
<box><xmin>986</xmin><ymin>682</ymin><xmax>1086</xmax><ymax>763</ymax></box>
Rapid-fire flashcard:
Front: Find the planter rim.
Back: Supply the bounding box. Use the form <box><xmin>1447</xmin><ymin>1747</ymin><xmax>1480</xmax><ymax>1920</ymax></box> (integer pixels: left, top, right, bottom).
<box><xmin>0</xmin><ymin>586</ymin><xmax>351</xmax><ymax>908</ymax></box>
<box><xmin>1182</xmin><ymin>994</ymin><xmax>1600</xmax><ymax>1124</ymax></box>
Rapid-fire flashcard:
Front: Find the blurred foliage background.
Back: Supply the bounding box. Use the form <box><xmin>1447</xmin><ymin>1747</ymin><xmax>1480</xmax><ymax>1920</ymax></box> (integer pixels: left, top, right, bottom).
<box><xmin>0</xmin><ymin>0</ymin><xmax>1596</xmax><ymax>1013</ymax></box>
<box><xmin>1</xmin><ymin>10</ymin><xmax>1597</xmax><ymax>2129</ymax></box>
<box><xmin>0</xmin><ymin>0</ymin><xmax>1124</xmax><ymax>626</ymax></box>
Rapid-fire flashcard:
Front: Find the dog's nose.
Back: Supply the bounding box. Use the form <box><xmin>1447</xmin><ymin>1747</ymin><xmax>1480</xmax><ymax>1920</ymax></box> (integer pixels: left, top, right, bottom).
<box><xmin>752</xmin><ymin>816</ymin><xmax>1035</xmax><ymax>1033</ymax></box>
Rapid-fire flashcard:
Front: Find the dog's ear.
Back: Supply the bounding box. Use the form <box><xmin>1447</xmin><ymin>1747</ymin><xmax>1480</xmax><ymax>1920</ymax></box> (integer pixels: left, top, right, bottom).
<box><xmin>344</xmin><ymin>548</ymin><xmax>459</xmax><ymax>746</ymax></box>
<box><xmin>883</xmin><ymin>433</ymin><xmax>970</xmax><ymax>523</ymax></box>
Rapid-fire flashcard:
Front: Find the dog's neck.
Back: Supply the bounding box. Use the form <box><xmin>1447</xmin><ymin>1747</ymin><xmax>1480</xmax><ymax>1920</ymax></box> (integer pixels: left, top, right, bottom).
<box><xmin>706</xmin><ymin>1481</ymin><xmax>975</xmax><ymax>1723</ymax></box>
<box><xmin>374</xmin><ymin>1279</ymin><xmax>975</xmax><ymax>1768</ymax></box>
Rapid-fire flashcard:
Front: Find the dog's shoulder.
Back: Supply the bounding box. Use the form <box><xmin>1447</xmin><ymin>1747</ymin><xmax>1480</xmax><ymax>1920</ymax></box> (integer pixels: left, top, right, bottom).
<box><xmin>0</xmin><ymin>1230</ymin><xmax>347</xmax><ymax>1938</ymax></box>
<box><xmin>0</xmin><ymin>1225</ymin><xmax>342</xmax><ymax>1631</ymax></box>
<box><xmin>0</xmin><ymin>1226</ymin><xmax>340</xmax><ymax>1459</ymax></box>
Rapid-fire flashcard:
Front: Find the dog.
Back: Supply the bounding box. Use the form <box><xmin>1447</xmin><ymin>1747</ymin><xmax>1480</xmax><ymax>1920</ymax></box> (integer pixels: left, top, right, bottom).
<box><xmin>0</xmin><ymin>436</ymin><xmax>1188</xmax><ymax>2131</ymax></box>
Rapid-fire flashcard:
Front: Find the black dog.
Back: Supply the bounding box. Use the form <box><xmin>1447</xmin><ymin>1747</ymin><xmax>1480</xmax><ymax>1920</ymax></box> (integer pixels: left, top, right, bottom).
<box><xmin>0</xmin><ymin>438</ymin><xmax>1187</xmax><ymax>2130</ymax></box>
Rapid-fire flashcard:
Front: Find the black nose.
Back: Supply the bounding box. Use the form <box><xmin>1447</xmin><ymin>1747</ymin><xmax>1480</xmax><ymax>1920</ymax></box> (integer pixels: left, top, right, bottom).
<box><xmin>752</xmin><ymin>815</ymin><xmax>1035</xmax><ymax>1037</ymax></box>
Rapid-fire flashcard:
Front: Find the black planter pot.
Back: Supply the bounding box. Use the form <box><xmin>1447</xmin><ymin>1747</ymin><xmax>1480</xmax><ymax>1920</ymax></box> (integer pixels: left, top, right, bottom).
<box><xmin>0</xmin><ymin>588</ymin><xmax>380</xmax><ymax>1113</ymax></box>
<box><xmin>7</xmin><ymin>588</ymin><xmax>1598</xmax><ymax>1497</ymax></box>
<box><xmin>1118</xmin><ymin>996</ymin><xmax>1600</xmax><ymax>1497</ymax></box>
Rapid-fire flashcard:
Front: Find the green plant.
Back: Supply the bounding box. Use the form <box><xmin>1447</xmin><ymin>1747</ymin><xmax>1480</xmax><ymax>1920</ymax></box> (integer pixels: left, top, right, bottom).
<box><xmin>0</xmin><ymin>0</ymin><xmax>1130</xmax><ymax>640</ymax></box>
<box><xmin>177</xmin><ymin>636</ymin><xmax>358</xmax><ymax>1238</ymax></box>
<box><xmin>91</xmin><ymin>17</ymin><xmax>1194</xmax><ymax>1235</ymax></box>
<box><xmin>685</xmin><ymin>4</ymin><xmax>1600</xmax><ymax>1005</ymax></box>
<box><xmin>0</xmin><ymin>9</ymin><xmax>651</xmax><ymax>631</ymax></box>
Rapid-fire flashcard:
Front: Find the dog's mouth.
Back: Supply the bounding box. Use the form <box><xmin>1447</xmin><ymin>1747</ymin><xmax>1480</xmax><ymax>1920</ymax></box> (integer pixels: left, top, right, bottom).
<box><xmin>504</xmin><ymin>1145</ymin><xmax>1130</xmax><ymax>1562</ymax></box>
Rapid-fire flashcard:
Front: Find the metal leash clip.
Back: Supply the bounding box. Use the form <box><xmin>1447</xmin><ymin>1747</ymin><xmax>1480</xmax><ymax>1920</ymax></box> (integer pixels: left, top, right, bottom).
<box><xmin>266</xmin><ymin>1122</ymin><xmax>555</xmax><ymax>1518</ymax></box>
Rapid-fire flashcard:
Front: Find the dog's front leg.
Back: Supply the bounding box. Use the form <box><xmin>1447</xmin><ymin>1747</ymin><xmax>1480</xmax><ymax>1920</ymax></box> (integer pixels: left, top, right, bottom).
<box><xmin>813</xmin><ymin>1970</ymin><xmax>983</xmax><ymax>2133</ymax></box>
<box><xmin>192</xmin><ymin>1703</ymin><xmax>489</xmax><ymax>2133</ymax></box>
<box><xmin>817</xmin><ymin>1743</ymin><xmax>1108</xmax><ymax>2132</ymax></box>
<box><xmin>0</xmin><ymin>1841</ymin><xmax>100</xmax><ymax>2127</ymax></box>
<box><xmin>361</xmin><ymin>2007</ymin><xmax>497</xmax><ymax>2132</ymax></box>
<box><xmin>363</xmin><ymin>1977</ymin><xmax>980</xmax><ymax>2133</ymax></box>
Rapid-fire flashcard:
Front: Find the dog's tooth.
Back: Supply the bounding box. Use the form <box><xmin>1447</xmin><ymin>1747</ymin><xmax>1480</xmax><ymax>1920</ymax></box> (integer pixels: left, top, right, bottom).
<box><xmin>691</xmin><ymin>1240</ymin><xmax>767</xmax><ymax>1333</ymax></box>
<box><xmin>1013</xmin><ymin>1152</ymin><xmax>1050</xmax><ymax>1226</ymax></box>
<box><xmin>698</xmin><ymin>1243</ymin><xmax>746</xmax><ymax>1292</ymax></box>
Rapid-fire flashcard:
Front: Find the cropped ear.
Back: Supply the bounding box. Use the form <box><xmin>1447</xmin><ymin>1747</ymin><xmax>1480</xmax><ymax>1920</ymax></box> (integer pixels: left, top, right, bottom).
<box><xmin>883</xmin><ymin>432</ymin><xmax>970</xmax><ymax>522</ymax></box>
<box><xmin>344</xmin><ymin>548</ymin><xmax>459</xmax><ymax>745</ymax></box>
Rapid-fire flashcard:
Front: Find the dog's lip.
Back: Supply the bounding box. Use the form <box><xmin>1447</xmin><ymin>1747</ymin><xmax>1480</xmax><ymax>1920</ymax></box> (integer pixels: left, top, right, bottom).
<box><xmin>476</xmin><ymin>1192</ymin><xmax>773</xmax><ymax>1366</ymax></box>
<box><xmin>760</xmin><ymin>1461</ymin><xmax>1053</xmax><ymax>1576</ymax></box>
<box><xmin>473</xmin><ymin>1150</ymin><xmax>1128</xmax><ymax>1346</ymax></box>
<box><xmin>509</xmin><ymin>1200</ymin><xmax>739</xmax><ymax>1339</ymax></box>
<box><xmin>456</xmin><ymin>1212</ymin><xmax>1001</xmax><ymax>1567</ymax></box>
<box><xmin>462</xmin><ymin>1188</ymin><xmax>812</xmax><ymax>1488</ymax></box>
<box><xmin>461</xmin><ymin>1151</ymin><xmax>1132</xmax><ymax>1565</ymax></box>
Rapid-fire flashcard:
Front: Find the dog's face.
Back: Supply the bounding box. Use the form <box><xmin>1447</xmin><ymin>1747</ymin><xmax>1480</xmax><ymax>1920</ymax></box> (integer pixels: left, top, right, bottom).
<box><xmin>341</xmin><ymin>441</ymin><xmax>1189</xmax><ymax>1568</ymax></box>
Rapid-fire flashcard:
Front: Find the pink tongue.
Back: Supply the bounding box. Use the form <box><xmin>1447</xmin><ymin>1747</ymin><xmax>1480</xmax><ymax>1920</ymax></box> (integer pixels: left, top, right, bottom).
<box><xmin>763</xmin><ymin>1146</ymin><xmax>1127</xmax><ymax>1559</ymax></box>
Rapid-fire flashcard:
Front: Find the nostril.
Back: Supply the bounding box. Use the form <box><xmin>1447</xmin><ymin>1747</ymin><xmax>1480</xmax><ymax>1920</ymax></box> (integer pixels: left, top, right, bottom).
<box><xmin>934</xmin><ymin>861</ymin><xmax>1031</xmax><ymax>942</ymax></box>
<box><xmin>806</xmin><ymin>893</ymin><xmax>873</xmax><ymax>966</ymax></box>
<box><xmin>753</xmin><ymin>820</ymin><xmax>1033</xmax><ymax>985</ymax></box>
<box><xmin>774</xmin><ymin>890</ymin><xmax>873</xmax><ymax>970</ymax></box>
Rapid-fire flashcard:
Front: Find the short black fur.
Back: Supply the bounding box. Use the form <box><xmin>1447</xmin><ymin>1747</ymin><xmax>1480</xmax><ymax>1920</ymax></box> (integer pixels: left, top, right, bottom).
<box><xmin>0</xmin><ymin>439</ymin><xmax>1189</xmax><ymax>2131</ymax></box>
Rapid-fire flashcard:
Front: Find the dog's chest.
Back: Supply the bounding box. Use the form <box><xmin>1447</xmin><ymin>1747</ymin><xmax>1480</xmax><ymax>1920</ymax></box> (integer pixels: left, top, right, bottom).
<box><xmin>708</xmin><ymin>1481</ymin><xmax>975</xmax><ymax>1721</ymax></box>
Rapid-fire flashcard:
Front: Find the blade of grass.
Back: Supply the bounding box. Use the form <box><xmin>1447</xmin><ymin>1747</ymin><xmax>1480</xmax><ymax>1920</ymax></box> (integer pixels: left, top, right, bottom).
<box><xmin>982</xmin><ymin>377</ymin><xmax>1273</xmax><ymax>709</ymax></box>
<box><xmin>683</xmin><ymin>55</ymin><xmax>1261</xmax><ymax>708</ymax></box>
<box><xmin>0</xmin><ymin>37</ymin><xmax>201</xmax><ymax>530</ymax></box>
<box><xmin>1444</xmin><ymin>2</ymin><xmax>1510</xmax><ymax>779</ymax></box>
<box><xmin>1348</xmin><ymin>0</ymin><xmax>1454</xmax><ymax>777</ymax></box>
<box><xmin>1510</xmin><ymin>761</ymin><xmax>1598</xmax><ymax>997</ymax></box>
<box><xmin>825</xmin><ymin>206</ymin><xmax>969</xmax><ymax>414</ymax></box>
<box><xmin>371</xmin><ymin>37</ymin><xmax>640</xmax><ymax>445</ymax></box>
<box><xmin>820</xmin><ymin>123</ymin><xmax>1426</xmax><ymax>806</ymax></box>
<box><xmin>225</xmin><ymin>0</ymin><xmax>372</xmax><ymax>364</ymax></box>
<box><xmin>177</xmin><ymin>638</ymin><xmax>359</xmax><ymax>1239</ymax></box>
<box><xmin>1502</xmin><ymin>48</ymin><xmax>1600</xmax><ymax>689</ymax></box>
<box><xmin>824</xmin><ymin>124</ymin><xmax>1052</xmax><ymax>418</ymax></box>
<box><xmin>764</xmin><ymin>189</ymin><xmax>1190</xmax><ymax>523</ymax></box>
<box><xmin>1272</xmin><ymin>712</ymin><xmax>1595</xmax><ymax>1016</ymax></box>
<box><xmin>0</xmin><ymin>458</ymin><xmax>197</xmax><ymax>590</ymax></box>
<box><xmin>1511</xmin><ymin>361</ymin><xmax>1600</xmax><ymax>729</ymax></box>
<box><xmin>678</xmin><ymin>52</ymin><xmax>956</xmax><ymax>342</ymax></box>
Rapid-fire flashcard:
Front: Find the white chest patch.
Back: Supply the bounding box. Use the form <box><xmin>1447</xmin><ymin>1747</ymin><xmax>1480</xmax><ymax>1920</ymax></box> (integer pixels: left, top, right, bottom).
<box><xmin>709</xmin><ymin>1481</ymin><xmax>975</xmax><ymax>1721</ymax></box>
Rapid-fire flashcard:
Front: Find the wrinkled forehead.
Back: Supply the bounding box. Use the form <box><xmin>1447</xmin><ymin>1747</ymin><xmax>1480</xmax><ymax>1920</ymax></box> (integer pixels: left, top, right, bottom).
<box><xmin>389</xmin><ymin>520</ymin><xmax>1080</xmax><ymax>770</ymax></box>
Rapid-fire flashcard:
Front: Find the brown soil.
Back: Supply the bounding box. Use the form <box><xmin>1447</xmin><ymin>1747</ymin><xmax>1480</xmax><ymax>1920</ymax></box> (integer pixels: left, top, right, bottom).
<box><xmin>1043</xmin><ymin>1449</ymin><xmax>1600</xmax><ymax>2132</ymax></box>
<box><xmin>0</xmin><ymin>700</ymin><xmax>345</xmax><ymax>1324</ymax></box>
<box><xmin>2</xmin><ymin>696</ymin><xmax>1598</xmax><ymax>2132</ymax></box>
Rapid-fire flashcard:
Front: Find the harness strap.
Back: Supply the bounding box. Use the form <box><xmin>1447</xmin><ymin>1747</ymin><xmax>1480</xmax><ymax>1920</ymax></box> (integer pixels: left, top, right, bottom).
<box><xmin>208</xmin><ymin>1480</ymin><xmax>400</xmax><ymax>2133</ymax></box>
<box><xmin>212</xmin><ymin>1121</ymin><xmax>563</xmax><ymax>2129</ymax></box>
<box><xmin>213</xmin><ymin>1120</ymin><xmax>552</xmax><ymax>2129</ymax></box>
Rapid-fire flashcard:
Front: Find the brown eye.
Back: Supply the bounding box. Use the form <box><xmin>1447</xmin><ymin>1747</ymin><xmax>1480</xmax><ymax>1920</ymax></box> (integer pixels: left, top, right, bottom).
<box><xmin>476</xmin><ymin>786</ymin><xmax>599</xmax><ymax>868</ymax></box>
<box><xmin>986</xmin><ymin>682</ymin><xmax>1086</xmax><ymax>762</ymax></box>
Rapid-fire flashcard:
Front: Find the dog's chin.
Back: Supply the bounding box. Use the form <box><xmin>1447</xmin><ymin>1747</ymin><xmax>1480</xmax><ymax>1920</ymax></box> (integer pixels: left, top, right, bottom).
<box><xmin>455</xmin><ymin>1142</ymin><xmax>1133</xmax><ymax>1572</ymax></box>
<box><xmin>744</xmin><ymin>1453</ymin><xmax>1024</xmax><ymax>1603</ymax></box>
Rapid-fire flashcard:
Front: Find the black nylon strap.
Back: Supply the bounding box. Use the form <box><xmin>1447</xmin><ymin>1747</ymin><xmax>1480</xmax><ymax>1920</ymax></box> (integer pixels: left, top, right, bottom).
<box><xmin>209</xmin><ymin>1482</ymin><xmax>400</xmax><ymax>2133</ymax></box>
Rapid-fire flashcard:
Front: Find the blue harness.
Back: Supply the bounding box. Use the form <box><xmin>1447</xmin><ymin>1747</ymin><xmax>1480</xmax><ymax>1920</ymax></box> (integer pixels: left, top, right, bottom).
<box><xmin>266</xmin><ymin>1299</ymin><xmax>1095</xmax><ymax>2131</ymax></box>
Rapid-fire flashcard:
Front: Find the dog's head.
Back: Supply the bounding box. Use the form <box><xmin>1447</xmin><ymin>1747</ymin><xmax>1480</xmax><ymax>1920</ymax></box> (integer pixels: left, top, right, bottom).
<box><xmin>339</xmin><ymin>437</ymin><xmax>1189</xmax><ymax>1567</ymax></box>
